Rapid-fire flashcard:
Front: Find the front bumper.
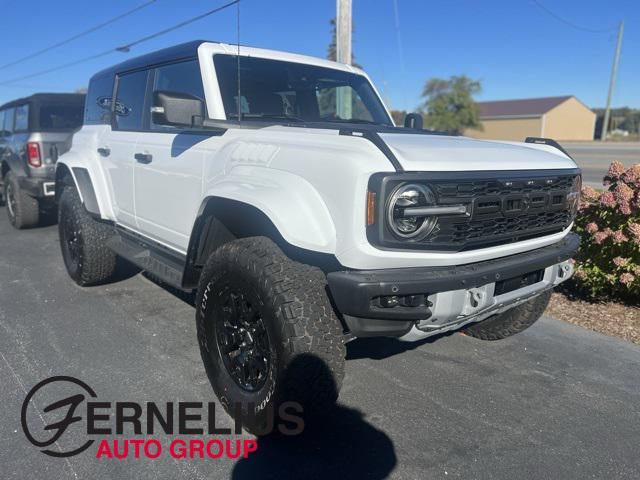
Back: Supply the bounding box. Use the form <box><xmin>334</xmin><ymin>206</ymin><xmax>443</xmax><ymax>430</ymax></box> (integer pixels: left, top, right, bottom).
<box><xmin>17</xmin><ymin>176</ymin><xmax>56</xmax><ymax>198</ymax></box>
<box><xmin>327</xmin><ymin>233</ymin><xmax>580</xmax><ymax>337</ymax></box>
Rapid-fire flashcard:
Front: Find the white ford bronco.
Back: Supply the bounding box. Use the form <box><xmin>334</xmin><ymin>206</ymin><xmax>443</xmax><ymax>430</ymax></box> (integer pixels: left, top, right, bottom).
<box><xmin>56</xmin><ymin>41</ymin><xmax>581</xmax><ymax>432</ymax></box>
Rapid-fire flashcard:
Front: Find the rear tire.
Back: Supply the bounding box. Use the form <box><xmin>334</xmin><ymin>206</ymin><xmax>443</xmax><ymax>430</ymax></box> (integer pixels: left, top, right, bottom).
<box><xmin>196</xmin><ymin>237</ymin><xmax>346</xmax><ymax>435</ymax></box>
<box><xmin>58</xmin><ymin>186</ymin><xmax>117</xmax><ymax>286</ymax></box>
<box><xmin>4</xmin><ymin>171</ymin><xmax>39</xmax><ymax>229</ymax></box>
<box><xmin>462</xmin><ymin>290</ymin><xmax>551</xmax><ymax>340</ymax></box>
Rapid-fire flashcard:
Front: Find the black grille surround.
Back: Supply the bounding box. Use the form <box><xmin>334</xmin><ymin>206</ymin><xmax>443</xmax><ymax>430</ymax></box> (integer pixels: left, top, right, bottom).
<box><xmin>367</xmin><ymin>169</ymin><xmax>581</xmax><ymax>252</ymax></box>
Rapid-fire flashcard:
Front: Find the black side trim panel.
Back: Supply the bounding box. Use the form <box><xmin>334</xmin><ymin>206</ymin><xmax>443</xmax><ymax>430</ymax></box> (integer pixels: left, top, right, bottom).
<box><xmin>327</xmin><ymin>233</ymin><xmax>580</xmax><ymax>321</ymax></box>
<box><xmin>71</xmin><ymin>167</ymin><xmax>100</xmax><ymax>215</ymax></box>
<box><xmin>340</xmin><ymin>129</ymin><xmax>404</xmax><ymax>172</ymax></box>
<box><xmin>183</xmin><ymin>198</ymin><xmax>214</xmax><ymax>289</ymax></box>
<box><xmin>525</xmin><ymin>137</ymin><xmax>573</xmax><ymax>159</ymax></box>
<box><xmin>107</xmin><ymin>226</ymin><xmax>188</xmax><ymax>290</ymax></box>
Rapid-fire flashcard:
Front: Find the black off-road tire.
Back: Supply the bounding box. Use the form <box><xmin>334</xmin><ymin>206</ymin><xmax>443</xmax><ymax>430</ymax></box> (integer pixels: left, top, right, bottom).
<box><xmin>4</xmin><ymin>171</ymin><xmax>39</xmax><ymax>229</ymax></box>
<box><xmin>196</xmin><ymin>236</ymin><xmax>346</xmax><ymax>435</ymax></box>
<box><xmin>58</xmin><ymin>186</ymin><xmax>117</xmax><ymax>286</ymax></box>
<box><xmin>462</xmin><ymin>290</ymin><xmax>552</xmax><ymax>340</ymax></box>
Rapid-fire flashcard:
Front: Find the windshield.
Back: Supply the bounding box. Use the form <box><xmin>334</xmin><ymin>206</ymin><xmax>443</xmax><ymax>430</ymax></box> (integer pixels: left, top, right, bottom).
<box><xmin>213</xmin><ymin>54</ymin><xmax>392</xmax><ymax>126</ymax></box>
<box><xmin>36</xmin><ymin>103</ymin><xmax>84</xmax><ymax>131</ymax></box>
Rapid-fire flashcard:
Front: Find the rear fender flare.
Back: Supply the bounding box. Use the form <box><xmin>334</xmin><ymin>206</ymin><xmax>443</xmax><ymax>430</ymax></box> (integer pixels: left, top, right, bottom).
<box><xmin>55</xmin><ymin>161</ymin><xmax>101</xmax><ymax>216</ymax></box>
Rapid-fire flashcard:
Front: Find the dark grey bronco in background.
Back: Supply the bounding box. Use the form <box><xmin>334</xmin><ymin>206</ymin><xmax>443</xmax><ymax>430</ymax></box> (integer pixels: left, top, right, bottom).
<box><xmin>0</xmin><ymin>93</ymin><xmax>84</xmax><ymax>229</ymax></box>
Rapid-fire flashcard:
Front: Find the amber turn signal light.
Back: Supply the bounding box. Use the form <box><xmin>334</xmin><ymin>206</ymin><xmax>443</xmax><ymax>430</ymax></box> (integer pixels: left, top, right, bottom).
<box><xmin>366</xmin><ymin>191</ymin><xmax>376</xmax><ymax>226</ymax></box>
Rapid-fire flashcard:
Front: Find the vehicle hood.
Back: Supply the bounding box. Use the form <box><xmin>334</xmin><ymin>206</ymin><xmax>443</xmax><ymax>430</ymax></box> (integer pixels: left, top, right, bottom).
<box><xmin>377</xmin><ymin>133</ymin><xmax>578</xmax><ymax>171</ymax></box>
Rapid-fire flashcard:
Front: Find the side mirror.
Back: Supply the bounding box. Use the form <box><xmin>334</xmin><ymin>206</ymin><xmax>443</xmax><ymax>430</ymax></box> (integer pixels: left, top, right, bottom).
<box><xmin>152</xmin><ymin>91</ymin><xmax>204</xmax><ymax>128</ymax></box>
<box><xmin>404</xmin><ymin>113</ymin><xmax>423</xmax><ymax>130</ymax></box>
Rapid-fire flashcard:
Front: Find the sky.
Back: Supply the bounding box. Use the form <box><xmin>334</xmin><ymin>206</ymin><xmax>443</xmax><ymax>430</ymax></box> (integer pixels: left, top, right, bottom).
<box><xmin>0</xmin><ymin>0</ymin><xmax>638</xmax><ymax>111</ymax></box>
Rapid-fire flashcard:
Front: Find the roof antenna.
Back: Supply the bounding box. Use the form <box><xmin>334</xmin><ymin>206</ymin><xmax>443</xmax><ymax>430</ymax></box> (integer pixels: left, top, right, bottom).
<box><xmin>236</xmin><ymin>0</ymin><xmax>242</xmax><ymax>125</ymax></box>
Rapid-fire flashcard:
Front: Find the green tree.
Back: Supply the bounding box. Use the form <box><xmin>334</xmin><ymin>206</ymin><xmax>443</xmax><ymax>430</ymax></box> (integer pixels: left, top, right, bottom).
<box><xmin>420</xmin><ymin>75</ymin><xmax>482</xmax><ymax>135</ymax></box>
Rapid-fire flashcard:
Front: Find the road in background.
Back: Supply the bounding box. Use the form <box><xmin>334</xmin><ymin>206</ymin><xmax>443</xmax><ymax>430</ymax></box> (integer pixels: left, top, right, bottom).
<box><xmin>1</xmin><ymin>210</ymin><xmax>639</xmax><ymax>479</ymax></box>
<box><xmin>562</xmin><ymin>142</ymin><xmax>639</xmax><ymax>187</ymax></box>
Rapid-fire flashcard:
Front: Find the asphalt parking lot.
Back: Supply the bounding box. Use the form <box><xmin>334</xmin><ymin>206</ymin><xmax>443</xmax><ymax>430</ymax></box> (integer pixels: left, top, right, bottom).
<box><xmin>1</xmin><ymin>208</ymin><xmax>639</xmax><ymax>479</ymax></box>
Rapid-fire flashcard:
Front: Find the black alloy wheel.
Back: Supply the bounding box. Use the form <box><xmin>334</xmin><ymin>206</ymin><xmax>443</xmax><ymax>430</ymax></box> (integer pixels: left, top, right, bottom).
<box><xmin>213</xmin><ymin>285</ymin><xmax>273</xmax><ymax>392</ymax></box>
<box><xmin>60</xmin><ymin>204</ymin><xmax>83</xmax><ymax>277</ymax></box>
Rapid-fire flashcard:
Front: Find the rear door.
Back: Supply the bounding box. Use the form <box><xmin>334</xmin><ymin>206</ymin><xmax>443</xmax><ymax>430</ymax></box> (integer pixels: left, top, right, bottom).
<box><xmin>133</xmin><ymin>60</ymin><xmax>215</xmax><ymax>252</ymax></box>
<box><xmin>100</xmin><ymin>69</ymin><xmax>150</xmax><ymax>229</ymax></box>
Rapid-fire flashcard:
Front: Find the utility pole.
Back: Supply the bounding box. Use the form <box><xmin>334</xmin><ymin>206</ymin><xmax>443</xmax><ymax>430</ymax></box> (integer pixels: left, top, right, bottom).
<box><xmin>601</xmin><ymin>21</ymin><xmax>624</xmax><ymax>141</ymax></box>
<box><xmin>336</xmin><ymin>0</ymin><xmax>352</xmax><ymax>118</ymax></box>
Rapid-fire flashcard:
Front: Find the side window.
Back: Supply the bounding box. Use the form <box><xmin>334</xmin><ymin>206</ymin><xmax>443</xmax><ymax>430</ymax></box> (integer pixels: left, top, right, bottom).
<box><xmin>0</xmin><ymin>110</ymin><xmax>5</xmax><ymax>136</ymax></box>
<box><xmin>14</xmin><ymin>104</ymin><xmax>29</xmax><ymax>132</ymax></box>
<box><xmin>85</xmin><ymin>74</ymin><xmax>114</xmax><ymax>125</ymax></box>
<box><xmin>151</xmin><ymin>60</ymin><xmax>205</xmax><ymax>131</ymax></box>
<box><xmin>114</xmin><ymin>70</ymin><xmax>149</xmax><ymax>130</ymax></box>
<box><xmin>3</xmin><ymin>108</ymin><xmax>15</xmax><ymax>135</ymax></box>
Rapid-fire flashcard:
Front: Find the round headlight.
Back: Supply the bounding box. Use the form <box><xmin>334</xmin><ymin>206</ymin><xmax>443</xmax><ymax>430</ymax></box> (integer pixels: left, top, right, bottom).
<box><xmin>386</xmin><ymin>183</ymin><xmax>438</xmax><ymax>239</ymax></box>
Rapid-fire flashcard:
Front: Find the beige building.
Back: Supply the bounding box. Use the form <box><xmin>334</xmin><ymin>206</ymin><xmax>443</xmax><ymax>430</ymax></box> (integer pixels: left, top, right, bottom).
<box><xmin>466</xmin><ymin>96</ymin><xmax>596</xmax><ymax>141</ymax></box>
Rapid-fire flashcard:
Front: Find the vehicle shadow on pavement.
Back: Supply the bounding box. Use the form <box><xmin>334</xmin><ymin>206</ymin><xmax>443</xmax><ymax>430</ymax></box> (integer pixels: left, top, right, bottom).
<box><xmin>346</xmin><ymin>333</ymin><xmax>455</xmax><ymax>361</ymax></box>
<box><xmin>231</xmin><ymin>405</ymin><xmax>396</xmax><ymax>480</ymax></box>
<box><xmin>141</xmin><ymin>271</ymin><xmax>197</xmax><ymax>305</ymax></box>
<box><xmin>145</xmin><ymin>277</ymin><xmax>398</xmax><ymax>478</ymax></box>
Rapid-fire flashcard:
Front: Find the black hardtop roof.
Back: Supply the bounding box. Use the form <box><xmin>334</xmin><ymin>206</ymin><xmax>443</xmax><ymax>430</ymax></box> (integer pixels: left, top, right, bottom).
<box><xmin>91</xmin><ymin>40</ymin><xmax>209</xmax><ymax>81</ymax></box>
<box><xmin>0</xmin><ymin>92</ymin><xmax>85</xmax><ymax>110</ymax></box>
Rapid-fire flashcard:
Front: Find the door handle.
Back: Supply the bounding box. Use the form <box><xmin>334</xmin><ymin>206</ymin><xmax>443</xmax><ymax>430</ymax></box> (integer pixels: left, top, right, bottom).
<box><xmin>97</xmin><ymin>147</ymin><xmax>110</xmax><ymax>157</ymax></box>
<box><xmin>134</xmin><ymin>152</ymin><xmax>152</xmax><ymax>164</ymax></box>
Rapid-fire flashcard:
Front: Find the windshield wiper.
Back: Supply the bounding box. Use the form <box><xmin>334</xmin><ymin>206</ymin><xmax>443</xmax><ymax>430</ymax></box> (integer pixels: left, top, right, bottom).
<box><xmin>248</xmin><ymin>114</ymin><xmax>306</xmax><ymax>123</ymax></box>
<box><xmin>325</xmin><ymin>118</ymin><xmax>386</xmax><ymax>126</ymax></box>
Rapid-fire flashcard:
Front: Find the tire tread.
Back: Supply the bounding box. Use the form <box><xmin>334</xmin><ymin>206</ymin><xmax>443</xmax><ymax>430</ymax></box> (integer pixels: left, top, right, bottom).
<box><xmin>462</xmin><ymin>290</ymin><xmax>551</xmax><ymax>340</ymax></box>
<box><xmin>196</xmin><ymin>237</ymin><xmax>346</xmax><ymax>419</ymax></box>
<box><xmin>58</xmin><ymin>186</ymin><xmax>117</xmax><ymax>286</ymax></box>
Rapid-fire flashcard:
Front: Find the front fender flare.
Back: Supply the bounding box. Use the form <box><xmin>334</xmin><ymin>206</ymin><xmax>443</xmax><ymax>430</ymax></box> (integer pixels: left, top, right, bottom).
<box><xmin>182</xmin><ymin>167</ymin><xmax>337</xmax><ymax>289</ymax></box>
<box><xmin>202</xmin><ymin>166</ymin><xmax>337</xmax><ymax>253</ymax></box>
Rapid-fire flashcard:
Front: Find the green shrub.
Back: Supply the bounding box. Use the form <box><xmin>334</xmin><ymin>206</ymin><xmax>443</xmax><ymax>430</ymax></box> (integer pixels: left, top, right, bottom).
<box><xmin>573</xmin><ymin>161</ymin><xmax>640</xmax><ymax>299</ymax></box>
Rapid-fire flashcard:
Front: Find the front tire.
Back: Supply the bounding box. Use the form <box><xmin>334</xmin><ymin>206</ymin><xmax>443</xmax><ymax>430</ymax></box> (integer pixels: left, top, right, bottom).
<box><xmin>196</xmin><ymin>237</ymin><xmax>346</xmax><ymax>435</ymax></box>
<box><xmin>4</xmin><ymin>171</ymin><xmax>39</xmax><ymax>229</ymax></box>
<box><xmin>58</xmin><ymin>186</ymin><xmax>117</xmax><ymax>286</ymax></box>
<box><xmin>462</xmin><ymin>290</ymin><xmax>551</xmax><ymax>340</ymax></box>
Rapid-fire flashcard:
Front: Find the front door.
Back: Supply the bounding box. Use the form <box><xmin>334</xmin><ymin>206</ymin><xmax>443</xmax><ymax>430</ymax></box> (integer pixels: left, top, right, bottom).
<box><xmin>133</xmin><ymin>60</ymin><xmax>217</xmax><ymax>252</ymax></box>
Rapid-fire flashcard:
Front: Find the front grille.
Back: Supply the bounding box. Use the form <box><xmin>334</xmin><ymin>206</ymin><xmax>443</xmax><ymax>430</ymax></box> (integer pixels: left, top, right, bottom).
<box><xmin>366</xmin><ymin>170</ymin><xmax>579</xmax><ymax>252</ymax></box>
<box><xmin>425</xmin><ymin>175</ymin><xmax>576</xmax><ymax>250</ymax></box>
<box><xmin>430</xmin><ymin>210</ymin><xmax>572</xmax><ymax>250</ymax></box>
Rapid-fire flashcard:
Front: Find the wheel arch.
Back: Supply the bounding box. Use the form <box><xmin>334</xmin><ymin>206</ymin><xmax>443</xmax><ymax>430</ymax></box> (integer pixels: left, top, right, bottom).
<box><xmin>1</xmin><ymin>152</ymin><xmax>29</xmax><ymax>180</ymax></box>
<box><xmin>182</xmin><ymin>196</ymin><xmax>342</xmax><ymax>289</ymax></box>
<box><xmin>1</xmin><ymin>160</ymin><xmax>10</xmax><ymax>179</ymax></box>
<box><xmin>55</xmin><ymin>162</ymin><xmax>101</xmax><ymax>216</ymax></box>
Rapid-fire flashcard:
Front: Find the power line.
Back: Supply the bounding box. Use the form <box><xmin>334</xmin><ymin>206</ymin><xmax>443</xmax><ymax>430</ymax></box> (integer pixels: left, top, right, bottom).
<box><xmin>532</xmin><ymin>0</ymin><xmax>616</xmax><ymax>33</ymax></box>
<box><xmin>116</xmin><ymin>0</ymin><xmax>239</xmax><ymax>52</ymax></box>
<box><xmin>0</xmin><ymin>0</ymin><xmax>240</xmax><ymax>86</ymax></box>
<box><xmin>0</xmin><ymin>0</ymin><xmax>157</xmax><ymax>71</ymax></box>
<box><xmin>0</xmin><ymin>50</ymin><xmax>115</xmax><ymax>85</ymax></box>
